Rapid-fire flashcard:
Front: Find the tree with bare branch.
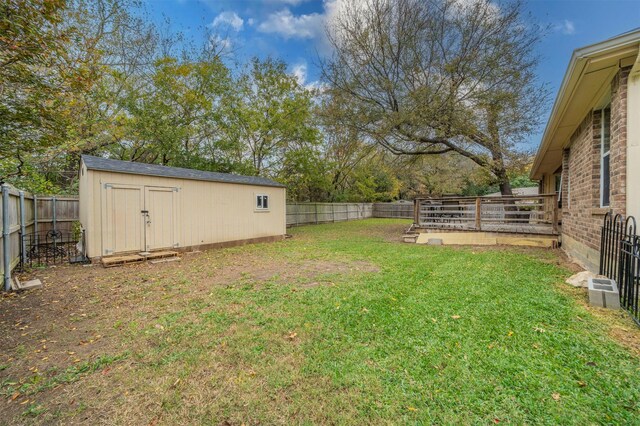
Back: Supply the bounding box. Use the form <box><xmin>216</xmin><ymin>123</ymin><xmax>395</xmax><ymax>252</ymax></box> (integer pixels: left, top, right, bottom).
<box><xmin>322</xmin><ymin>0</ymin><xmax>548</xmax><ymax>195</ymax></box>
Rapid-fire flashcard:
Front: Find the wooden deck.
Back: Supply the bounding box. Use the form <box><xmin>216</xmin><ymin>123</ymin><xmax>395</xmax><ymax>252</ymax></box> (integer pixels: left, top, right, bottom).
<box><xmin>413</xmin><ymin>194</ymin><xmax>559</xmax><ymax>236</ymax></box>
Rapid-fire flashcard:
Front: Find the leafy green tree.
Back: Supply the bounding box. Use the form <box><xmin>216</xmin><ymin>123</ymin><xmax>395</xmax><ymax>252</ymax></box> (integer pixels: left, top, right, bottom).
<box><xmin>0</xmin><ymin>0</ymin><xmax>69</xmax><ymax>183</ymax></box>
<box><xmin>323</xmin><ymin>0</ymin><xmax>548</xmax><ymax>195</ymax></box>
<box><xmin>116</xmin><ymin>51</ymin><xmax>234</xmax><ymax>169</ymax></box>
<box><xmin>226</xmin><ymin>58</ymin><xmax>320</xmax><ymax>177</ymax></box>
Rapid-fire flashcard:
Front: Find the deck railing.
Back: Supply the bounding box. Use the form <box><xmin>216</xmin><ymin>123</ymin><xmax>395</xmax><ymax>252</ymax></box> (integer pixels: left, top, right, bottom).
<box><xmin>413</xmin><ymin>194</ymin><xmax>559</xmax><ymax>235</ymax></box>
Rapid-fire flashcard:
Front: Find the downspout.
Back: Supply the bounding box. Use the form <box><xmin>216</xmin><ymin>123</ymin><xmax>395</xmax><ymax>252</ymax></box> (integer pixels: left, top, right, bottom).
<box><xmin>626</xmin><ymin>51</ymin><xmax>640</xmax><ymax>219</ymax></box>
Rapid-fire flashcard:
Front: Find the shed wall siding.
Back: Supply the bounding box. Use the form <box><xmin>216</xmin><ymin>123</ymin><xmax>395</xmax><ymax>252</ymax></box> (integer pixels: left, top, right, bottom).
<box><xmin>84</xmin><ymin>169</ymin><xmax>286</xmax><ymax>258</ymax></box>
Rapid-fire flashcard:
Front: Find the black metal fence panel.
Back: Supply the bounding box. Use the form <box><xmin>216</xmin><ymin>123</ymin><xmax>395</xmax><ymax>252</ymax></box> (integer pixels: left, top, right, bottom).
<box><xmin>19</xmin><ymin>230</ymin><xmax>89</xmax><ymax>270</ymax></box>
<box><xmin>600</xmin><ymin>212</ymin><xmax>640</xmax><ymax>325</ymax></box>
<box><xmin>618</xmin><ymin>234</ymin><xmax>640</xmax><ymax>324</ymax></box>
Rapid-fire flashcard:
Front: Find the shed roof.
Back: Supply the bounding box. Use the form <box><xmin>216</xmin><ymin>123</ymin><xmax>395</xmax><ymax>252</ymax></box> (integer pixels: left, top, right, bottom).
<box><xmin>81</xmin><ymin>155</ymin><xmax>286</xmax><ymax>188</ymax></box>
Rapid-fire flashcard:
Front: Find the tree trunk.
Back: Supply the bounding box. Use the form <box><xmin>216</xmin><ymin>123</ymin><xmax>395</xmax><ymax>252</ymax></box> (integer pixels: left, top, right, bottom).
<box><xmin>496</xmin><ymin>168</ymin><xmax>513</xmax><ymax>196</ymax></box>
<box><xmin>486</xmin><ymin>108</ymin><xmax>513</xmax><ymax>197</ymax></box>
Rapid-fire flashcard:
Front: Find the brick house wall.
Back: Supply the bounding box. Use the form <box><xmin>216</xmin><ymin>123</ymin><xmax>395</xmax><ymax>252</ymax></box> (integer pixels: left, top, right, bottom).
<box><xmin>552</xmin><ymin>66</ymin><xmax>631</xmax><ymax>271</ymax></box>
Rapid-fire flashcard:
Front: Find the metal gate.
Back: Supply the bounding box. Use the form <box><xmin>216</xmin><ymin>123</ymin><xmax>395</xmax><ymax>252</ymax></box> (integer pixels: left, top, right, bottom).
<box><xmin>600</xmin><ymin>212</ymin><xmax>639</xmax><ymax>325</ymax></box>
<box><xmin>19</xmin><ymin>229</ymin><xmax>89</xmax><ymax>270</ymax></box>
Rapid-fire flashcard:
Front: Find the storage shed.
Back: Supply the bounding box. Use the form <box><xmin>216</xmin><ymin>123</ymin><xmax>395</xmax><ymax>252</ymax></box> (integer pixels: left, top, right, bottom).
<box><xmin>79</xmin><ymin>155</ymin><xmax>286</xmax><ymax>259</ymax></box>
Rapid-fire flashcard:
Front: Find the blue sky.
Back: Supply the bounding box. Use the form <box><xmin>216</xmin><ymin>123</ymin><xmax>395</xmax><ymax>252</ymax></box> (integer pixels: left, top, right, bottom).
<box><xmin>144</xmin><ymin>0</ymin><xmax>640</xmax><ymax>148</ymax></box>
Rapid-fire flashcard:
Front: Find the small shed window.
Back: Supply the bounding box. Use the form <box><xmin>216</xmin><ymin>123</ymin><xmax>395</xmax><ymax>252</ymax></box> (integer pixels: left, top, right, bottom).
<box><xmin>256</xmin><ymin>194</ymin><xmax>269</xmax><ymax>210</ymax></box>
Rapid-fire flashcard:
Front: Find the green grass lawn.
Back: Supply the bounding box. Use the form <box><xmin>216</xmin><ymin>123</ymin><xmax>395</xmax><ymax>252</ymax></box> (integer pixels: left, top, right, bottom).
<box><xmin>2</xmin><ymin>219</ymin><xmax>640</xmax><ymax>424</ymax></box>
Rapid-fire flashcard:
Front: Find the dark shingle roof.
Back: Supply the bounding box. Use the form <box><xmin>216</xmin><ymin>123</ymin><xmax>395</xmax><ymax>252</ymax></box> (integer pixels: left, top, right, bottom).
<box><xmin>81</xmin><ymin>155</ymin><xmax>285</xmax><ymax>188</ymax></box>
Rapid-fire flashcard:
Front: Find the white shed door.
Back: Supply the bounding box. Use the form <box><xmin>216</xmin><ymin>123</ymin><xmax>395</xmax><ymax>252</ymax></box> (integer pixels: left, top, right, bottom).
<box><xmin>144</xmin><ymin>186</ymin><xmax>178</xmax><ymax>251</ymax></box>
<box><xmin>102</xmin><ymin>184</ymin><xmax>145</xmax><ymax>255</ymax></box>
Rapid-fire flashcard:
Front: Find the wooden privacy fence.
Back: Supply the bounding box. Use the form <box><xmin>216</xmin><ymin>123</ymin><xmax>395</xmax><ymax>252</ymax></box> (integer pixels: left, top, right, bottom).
<box><xmin>372</xmin><ymin>202</ymin><xmax>414</xmax><ymax>219</ymax></box>
<box><xmin>1</xmin><ymin>194</ymin><xmax>412</xmax><ymax>287</ymax></box>
<box><xmin>286</xmin><ymin>202</ymin><xmax>413</xmax><ymax>226</ymax></box>
<box><xmin>0</xmin><ymin>184</ymin><xmax>79</xmax><ymax>290</ymax></box>
<box><xmin>414</xmin><ymin>194</ymin><xmax>559</xmax><ymax>235</ymax></box>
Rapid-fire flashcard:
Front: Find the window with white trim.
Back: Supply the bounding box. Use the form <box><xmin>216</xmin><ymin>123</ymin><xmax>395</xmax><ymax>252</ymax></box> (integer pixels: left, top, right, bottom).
<box><xmin>256</xmin><ymin>194</ymin><xmax>269</xmax><ymax>210</ymax></box>
<box><xmin>600</xmin><ymin>106</ymin><xmax>611</xmax><ymax>207</ymax></box>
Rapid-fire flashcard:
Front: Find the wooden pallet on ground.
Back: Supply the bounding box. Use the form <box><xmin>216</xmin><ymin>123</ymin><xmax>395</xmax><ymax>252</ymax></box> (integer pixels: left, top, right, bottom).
<box><xmin>102</xmin><ymin>254</ymin><xmax>144</xmax><ymax>268</ymax></box>
<box><xmin>145</xmin><ymin>251</ymin><xmax>178</xmax><ymax>261</ymax></box>
<box><xmin>101</xmin><ymin>250</ymin><xmax>179</xmax><ymax>268</ymax></box>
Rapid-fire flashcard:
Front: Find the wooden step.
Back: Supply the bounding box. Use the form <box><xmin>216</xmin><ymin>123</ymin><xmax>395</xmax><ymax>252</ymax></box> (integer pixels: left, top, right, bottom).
<box><xmin>144</xmin><ymin>251</ymin><xmax>178</xmax><ymax>260</ymax></box>
<box><xmin>403</xmin><ymin>234</ymin><xmax>419</xmax><ymax>243</ymax></box>
<box><xmin>102</xmin><ymin>254</ymin><xmax>145</xmax><ymax>268</ymax></box>
<box><xmin>101</xmin><ymin>250</ymin><xmax>179</xmax><ymax>268</ymax></box>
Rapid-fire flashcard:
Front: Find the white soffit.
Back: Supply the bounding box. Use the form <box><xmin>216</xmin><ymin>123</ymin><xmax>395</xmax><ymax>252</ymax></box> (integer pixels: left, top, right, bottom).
<box><xmin>531</xmin><ymin>29</ymin><xmax>640</xmax><ymax>180</ymax></box>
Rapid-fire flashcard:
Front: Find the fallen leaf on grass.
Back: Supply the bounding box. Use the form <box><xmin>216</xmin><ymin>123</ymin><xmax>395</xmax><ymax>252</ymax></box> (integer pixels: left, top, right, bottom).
<box><xmin>451</xmin><ymin>315</ymin><xmax>461</xmax><ymax>320</ymax></box>
<box><xmin>533</xmin><ymin>327</ymin><xmax>546</xmax><ymax>333</ymax></box>
<box><xmin>577</xmin><ymin>380</ymin><xmax>587</xmax><ymax>387</ymax></box>
<box><xmin>552</xmin><ymin>393</ymin><xmax>561</xmax><ymax>401</ymax></box>
<box><xmin>407</xmin><ymin>406</ymin><xmax>418</xmax><ymax>412</ymax></box>
<box><xmin>507</xmin><ymin>331</ymin><xmax>514</xmax><ymax>337</ymax></box>
<box><xmin>286</xmin><ymin>332</ymin><xmax>298</xmax><ymax>340</ymax></box>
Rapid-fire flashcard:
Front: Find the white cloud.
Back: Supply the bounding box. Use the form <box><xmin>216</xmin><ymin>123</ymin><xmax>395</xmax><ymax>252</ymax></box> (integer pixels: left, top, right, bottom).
<box><xmin>257</xmin><ymin>8</ymin><xmax>324</xmax><ymax>39</ymax></box>
<box><xmin>210</xmin><ymin>34</ymin><xmax>233</xmax><ymax>52</ymax></box>
<box><xmin>556</xmin><ymin>19</ymin><xmax>575</xmax><ymax>35</ymax></box>
<box><xmin>304</xmin><ymin>80</ymin><xmax>327</xmax><ymax>92</ymax></box>
<box><xmin>291</xmin><ymin>62</ymin><xmax>307</xmax><ymax>85</ymax></box>
<box><xmin>247</xmin><ymin>18</ymin><xmax>255</xmax><ymax>26</ymax></box>
<box><xmin>255</xmin><ymin>0</ymin><xmax>368</xmax><ymax>54</ymax></box>
<box><xmin>211</xmin><ymin>11</ymin><xmax>244</xmax><ymax>31</ymax></box>
<box><xmin>451</xmin><ymin>0</ymin><xmax>501</xmax><ymax>17</ymax></box>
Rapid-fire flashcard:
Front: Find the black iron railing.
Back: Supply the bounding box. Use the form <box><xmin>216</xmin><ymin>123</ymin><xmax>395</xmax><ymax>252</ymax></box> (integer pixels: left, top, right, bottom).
<box><xmin>600</xmin><ymin>212</ymin><xmax>639</xmax><ymax>325</ymax></box>
<box><xmin>19</xmin><ymin>229</ymin><xmax>89</xmax><ymax>270</ymax></box>
<box><xmin>618</xmin><ymin>234</ymin><xmax>640</xmax><ymax>324</ymax></box>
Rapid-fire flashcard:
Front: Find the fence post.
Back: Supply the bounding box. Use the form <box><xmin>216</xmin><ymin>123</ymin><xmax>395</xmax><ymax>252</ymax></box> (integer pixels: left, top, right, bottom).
<box><xmin>2</xmin><ymin>185</ymin><xmax>11</xmax><ymax>291</ymax></box>
<box><xmin>19</xmin><ymin>191</ymin><xmax>26</xmax><ymax>266</ymax></box>
<box><xmin>315</xmin><ymin>203</ymin><xmax>318</xmax><ymax>224</ymax></box>
<box><xmin>332</xmin><ymin>203</ymin><xmax>335</xmax><ymax>222</ymax></box>
<box><xmin>294</xmin><ymin>203</ymin><xmax>298</xmax><ymax>227</ymax></box>
<box><xmin>552</xmin><ymin>194</ymin><xmax>559</xmax><ymax>233</ymax></box>
<box><xmin>52</xmin><ymin>196</ymin><xmax>57</xmax><ymax>233</ymax></box>
<box><xmin>33</xmin><ymin>194</ymin><xmax>38</xmax><ymax>247</ymax></box>
<box><xmin>475</xmin><ymin>197</ymin><xmax>482</xmax><ymax>230</ymax></box>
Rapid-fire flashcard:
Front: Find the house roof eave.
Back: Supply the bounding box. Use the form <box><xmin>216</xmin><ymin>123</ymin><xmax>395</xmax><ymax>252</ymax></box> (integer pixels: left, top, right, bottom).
<box><xmin>530</xmin><ymin>28</ymin><xmax>640</xmax><ymax>181</ymax></box>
